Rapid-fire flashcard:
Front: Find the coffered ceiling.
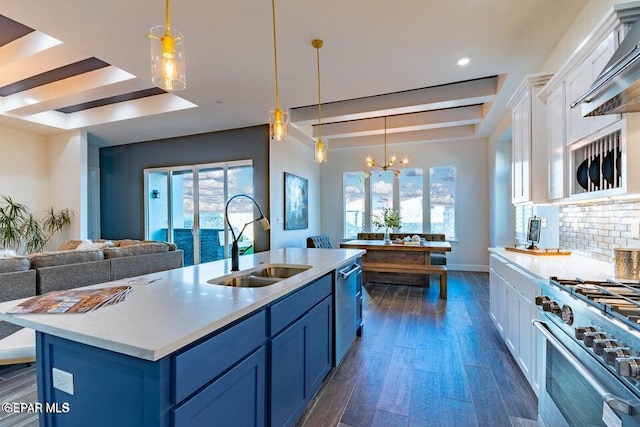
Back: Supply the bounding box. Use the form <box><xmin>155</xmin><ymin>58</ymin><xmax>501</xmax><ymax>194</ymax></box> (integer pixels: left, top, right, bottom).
<box><xmin>0</xmin><ymin>0</ymin><xmax>588</xmax><ymax>148</ymax></box>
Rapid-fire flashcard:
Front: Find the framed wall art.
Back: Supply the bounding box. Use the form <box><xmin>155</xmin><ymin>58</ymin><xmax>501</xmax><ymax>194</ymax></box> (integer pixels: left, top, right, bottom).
<box><xmin>284</xmin><ymin>172</ymin><xmax>308</xmax><ymax>230</ymax></box>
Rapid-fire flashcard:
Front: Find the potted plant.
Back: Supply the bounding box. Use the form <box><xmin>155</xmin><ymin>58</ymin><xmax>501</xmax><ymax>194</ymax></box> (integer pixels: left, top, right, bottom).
<box><xmin>0</xmin><ymin>195</ymin><xmax>73</xmax><ymax>254</ymax></box>
<box><xmin>372</xmin><ymin>208</ymin><xmax>401</xmax><ymax>243</ymax></box>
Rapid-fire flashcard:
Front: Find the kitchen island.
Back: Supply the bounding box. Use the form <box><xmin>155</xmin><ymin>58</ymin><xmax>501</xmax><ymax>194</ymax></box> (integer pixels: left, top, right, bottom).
<box><xmin>0</xmin><ymin>247</ymin><xmax>364</xmax><ymax>427</ymax></box>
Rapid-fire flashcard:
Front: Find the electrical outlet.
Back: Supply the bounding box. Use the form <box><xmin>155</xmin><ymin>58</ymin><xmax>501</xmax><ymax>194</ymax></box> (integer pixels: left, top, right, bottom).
<box><xmin>541</xmin><ymin>218</ymin><xmax>548</xmax><ymax>229</ymax></box>
<box><xmin>52</xmin><ymin>368</ymin><xmax>74</xmax><ymax>395</ymax></box>
<box><xmin>277</xmin><ymin>217</ymin><xmax>283</xmax><ymax>224</ymax></box>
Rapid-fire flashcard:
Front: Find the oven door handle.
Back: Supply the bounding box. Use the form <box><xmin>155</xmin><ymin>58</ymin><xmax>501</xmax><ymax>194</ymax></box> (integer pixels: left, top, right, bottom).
<box><xmin>533</xmin><ymin>319</ymin><xmax>635</xmax><ymax>415</ymax></box>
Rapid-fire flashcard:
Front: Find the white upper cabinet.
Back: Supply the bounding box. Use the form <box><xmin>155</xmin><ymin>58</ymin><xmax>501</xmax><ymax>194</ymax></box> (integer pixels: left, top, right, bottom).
<box><xmin>547</xmin><ymin>84</ymin><xmax>566</xmax><ymax>200</ymax></box>
<box><xmin>566</xmin><ymin>32</ymin><xmax>619</xmax><ymax>144</ymax></box>
<box><xmin>508</xmin><ymin>75</ymin><xmax>551</xmax><ymax>204</ymax></box>
<box><xmin>539</xmin><ymin>3</ymin><xmax>640</xmax><ymax>202</ymax></box>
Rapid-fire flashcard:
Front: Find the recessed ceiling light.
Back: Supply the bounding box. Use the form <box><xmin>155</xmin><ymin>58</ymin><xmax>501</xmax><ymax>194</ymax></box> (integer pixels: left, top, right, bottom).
<box><xmin>457</xmin><ymin>57</ymin><xmax>470</xmax><ymax>66</ymax></box>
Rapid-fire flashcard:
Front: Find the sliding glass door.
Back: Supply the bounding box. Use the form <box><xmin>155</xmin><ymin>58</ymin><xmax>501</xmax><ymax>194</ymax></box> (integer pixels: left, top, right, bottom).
<box><xmin>144</xmin><ymin>160</ymin><xmax>253</xmax><ymax>266</ymax></box>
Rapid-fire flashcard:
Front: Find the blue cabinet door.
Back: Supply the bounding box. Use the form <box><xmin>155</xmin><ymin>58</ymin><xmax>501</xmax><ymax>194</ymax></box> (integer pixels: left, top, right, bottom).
<box><xmin>270</xmin><ymin>315</ymin><xmax>307</xmax><ymax>427</ymax></box>
<box><xmin>305</xmin><ymin>296</ymin><xmax>332</xmax><ymax>397</ymax></box>
<box><xmin>172</xmin><ymin>347</ymin><xmax>266</xmax><ymax>427</ymax></box>
<box><xmin>270</xmin><ymin>295</ymin><xmax>333</xmax><ymax>427</ymax></box>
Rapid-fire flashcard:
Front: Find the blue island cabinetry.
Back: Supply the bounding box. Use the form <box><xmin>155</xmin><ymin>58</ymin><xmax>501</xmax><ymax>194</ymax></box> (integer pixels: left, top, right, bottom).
<box><xmin>36</xmin><ymin>273</ymin><xmax>334</xmax><ymax>427</ymax></box>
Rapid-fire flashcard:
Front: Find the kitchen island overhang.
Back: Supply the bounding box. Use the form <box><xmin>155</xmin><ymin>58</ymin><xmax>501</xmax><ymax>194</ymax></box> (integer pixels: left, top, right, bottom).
<box><xmin>0</xmin><ymin>247</ymin><xmax>364</xmax><ymax>361</ymax></box>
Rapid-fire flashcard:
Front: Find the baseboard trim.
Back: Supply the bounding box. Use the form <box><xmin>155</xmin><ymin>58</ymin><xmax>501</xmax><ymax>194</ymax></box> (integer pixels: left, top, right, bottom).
<box><xmin>449</xmin><ymin>264</ymin><xmax>488</xmax><ymax>272</ymax></box>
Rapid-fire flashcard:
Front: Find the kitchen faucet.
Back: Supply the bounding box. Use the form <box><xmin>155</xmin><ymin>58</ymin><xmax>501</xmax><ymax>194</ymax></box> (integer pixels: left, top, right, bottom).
<box><xmin>224</xmin><ymin>194</ymin><xmax>270</xmax><ymax>271</ymax></box>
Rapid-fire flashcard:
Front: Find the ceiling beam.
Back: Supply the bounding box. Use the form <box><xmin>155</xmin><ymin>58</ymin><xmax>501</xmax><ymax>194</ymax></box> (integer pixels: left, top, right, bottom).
<box><xmin>312</xmin><ymin>104</ymin><xmax>483</xmax><ymax>138</ymax></box>
<box><xmin>2</xmin><ymin>66</ymin><xmax>138</xmax><ymax>115</ymax></box>
<box><xmin>0</xmin><ymin>42</ymin><xmax>88</xmax><ymax>87</ymax></box>
<box><xmin>329</xmin><ymin>125</ymin><xmax>477</xmax><ymax>149</ymax></box>
<box><xmin>291</xmin><ymin>76</ymin><xmax>497</xmax><ymax>126</ymax></box>
<box><xmin>12</xmin><ymin>93</ymin><xmax>197</xmax><ymax>130</ymax></box>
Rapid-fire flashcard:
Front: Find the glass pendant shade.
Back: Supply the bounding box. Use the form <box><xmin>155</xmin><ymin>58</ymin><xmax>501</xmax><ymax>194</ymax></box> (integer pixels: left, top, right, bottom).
<box><xmin>315</xmin><ymin>139</ymin><xmax>328</xmax><ymax>163</ymax></box>
<box><xmin>269</xmin><ymin>107</ymin><xmax>289</xmax><ymax>142</ymax></box>
<box><xmin>150</xmin><ymin>25</ymin><xmax>186</xmax><ymax>91</ymax></box>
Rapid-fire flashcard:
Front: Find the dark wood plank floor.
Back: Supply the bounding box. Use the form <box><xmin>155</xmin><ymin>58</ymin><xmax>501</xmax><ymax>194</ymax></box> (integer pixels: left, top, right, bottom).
<box><xmin>0</xmin><ymin>362</ymin><xmax>38</xmax><ymax>426</ymax></box>
<box><xmin>298</xmin><ymin>272</ymin><xmax>538</xmax><ymax>427</ymax></box>
<box><xmin>0</xmin><ymin>272</ymin><xmax>537</xmax><ymax>427</ymax></box>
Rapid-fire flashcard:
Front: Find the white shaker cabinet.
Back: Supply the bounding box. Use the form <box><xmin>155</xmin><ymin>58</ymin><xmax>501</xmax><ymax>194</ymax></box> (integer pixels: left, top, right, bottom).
<box><xmin>546</xmin><ymin>84</ymin><xmax>566</xmax><ymax>200</ymax></box>
<box><xmin>510</xmin><ymin>91</ymin><xmax>530</xmax><ymax>204</ymax></box>
<box><xmin>507</xmin><ymin>74</ymin><xmax>552</xmax><ymax>204</ymax></box>
<box><xmin>566</xmin><ymin>32</ymin><xmax>619</xmax><ymax>144</ymax></box>
<box><xmin>489</xmin><ymin>254</ymin><xmax>542</xmax><ymax>397</ymax></box>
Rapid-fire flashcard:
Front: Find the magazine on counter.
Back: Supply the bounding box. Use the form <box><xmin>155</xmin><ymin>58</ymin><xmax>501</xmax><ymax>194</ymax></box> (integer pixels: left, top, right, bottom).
<box><xmin>8</xmin><ymin>286</ymin><xmax>132</xmax><ymax>314</ymax></box>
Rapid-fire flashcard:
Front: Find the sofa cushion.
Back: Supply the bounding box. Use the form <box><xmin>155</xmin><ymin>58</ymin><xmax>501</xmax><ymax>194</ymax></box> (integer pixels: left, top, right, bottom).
<box><xmin>29</xmin><ymin>249</ymin><xmax>104</xmax><ymax>269</ymax></box>
<box><xmin>0</xmin><ymin>256</ymin><xmax>30</xmax><ymax>273</ymax></box>
<box><xmin>103</xmin><ymin>242</ymin><xmax>169</xmax><ymax>259</ymax></box>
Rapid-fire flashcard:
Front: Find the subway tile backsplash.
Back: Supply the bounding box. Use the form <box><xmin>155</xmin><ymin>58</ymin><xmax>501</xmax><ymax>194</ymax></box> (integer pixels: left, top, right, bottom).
<box><xmin>559</xmin><ymin>201</ymin><xmax>640</xmax><ymax>262</ymax></box>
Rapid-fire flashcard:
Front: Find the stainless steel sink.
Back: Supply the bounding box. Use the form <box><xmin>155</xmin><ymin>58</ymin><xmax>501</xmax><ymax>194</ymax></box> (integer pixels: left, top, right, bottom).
<box><xmin>215</xmin><ymin>276</ymin><xmax>283</xmax><ymax>287</ymax></box>
<box><xmin>208</xmin><ymin>263</ymin><xmax>312</xmax><ymax>287</ymax></box>
<box><xmin>250</xmin><ymin>265</ymin><xmax>311</xmax><ymax>279</ymax></box>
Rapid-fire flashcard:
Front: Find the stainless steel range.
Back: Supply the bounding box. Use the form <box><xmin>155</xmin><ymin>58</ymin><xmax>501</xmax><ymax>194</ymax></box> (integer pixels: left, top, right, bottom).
<box><xmin>535</xmin><ymin>276</ymin><xmax>640</xmax><ymax>427</ymax></box>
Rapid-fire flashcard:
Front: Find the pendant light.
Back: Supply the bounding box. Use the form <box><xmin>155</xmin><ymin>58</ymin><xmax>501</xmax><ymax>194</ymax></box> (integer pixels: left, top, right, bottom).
<box><xmin>269</xmin><ymin>0</ymin><xmax>289</xmax><ymax>142</ymax></box>
<box><xmin>312</xmin><ymin>39</ymin><xmax>327</xmax><ymax>163</ymax></box>
<box><xmin>149</xmin><ymin>0</ymin><xmax>186</xmax><ymax>91</ymax></box>
<box><xmin>365</xmin><ymin>117</ymin><xmax>408</xmax><ymax>178</ymax></box>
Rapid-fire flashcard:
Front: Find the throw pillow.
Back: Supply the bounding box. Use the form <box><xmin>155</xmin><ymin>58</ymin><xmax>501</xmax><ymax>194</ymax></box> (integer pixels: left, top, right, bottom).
<box><xmin>76</xmin><ymin>241</ymin><xmax>100</xmax><ymax>251</ymax></box>
<box><xmin>0</xmin><ymin>249</ymin><xmax>17</xmax><ymax>257</ymax></box>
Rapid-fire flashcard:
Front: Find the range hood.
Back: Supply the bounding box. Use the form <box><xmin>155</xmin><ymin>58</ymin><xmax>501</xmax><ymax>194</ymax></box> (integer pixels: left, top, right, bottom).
<box><xmin>572</xmin><ymin>21</ymin><xmax>640</xmax><ymax>116</ymax></box>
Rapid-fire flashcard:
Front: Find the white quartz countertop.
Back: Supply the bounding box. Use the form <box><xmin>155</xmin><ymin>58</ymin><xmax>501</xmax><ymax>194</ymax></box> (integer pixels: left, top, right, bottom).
<box><xmin>488</xmin><ymin>247</ymin><xmax>614</xmax><ymax>282</ymax></box>
<box><xmin>0</xmin><ymin>248</ymin><xmax>364</xmax><ymax>361</ymax></box>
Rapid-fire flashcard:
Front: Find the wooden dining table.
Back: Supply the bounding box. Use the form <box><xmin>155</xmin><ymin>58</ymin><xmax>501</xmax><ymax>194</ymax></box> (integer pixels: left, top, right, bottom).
<box><xmin>340</xmin><ymin>239</ymin><xmax>452</xmax><ymax>297</ymax></box>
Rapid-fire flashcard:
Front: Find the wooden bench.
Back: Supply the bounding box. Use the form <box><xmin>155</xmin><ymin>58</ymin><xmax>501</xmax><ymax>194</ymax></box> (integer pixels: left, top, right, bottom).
<box><xmin>361</xmin><ymin>262</ymin><xmax>448</xmax><ymax>298</ymax></box>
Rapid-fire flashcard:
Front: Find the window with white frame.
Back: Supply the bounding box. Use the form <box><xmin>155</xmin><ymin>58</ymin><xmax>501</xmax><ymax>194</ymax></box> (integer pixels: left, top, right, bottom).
<box><xmin>515</xmin><ymin>204</ymin><xmax>534</xmax><ymax>242</ymax></box>
<box><xmin>430</xmin><ymin>166</ymin><xmax>456</xmax><ymax>240</ymax></box>
<box><xmin>343</xmin><ymin>172</ymin><xmax>366</xmax><ymax>239</ymax></box>
<box><xmin>369</xmin><ymin>170</ymin><xmax>394</xmax><ymax>231</ymax></box>
<box><xmin>342</xmin><ymin>166</ymin><xmax>457</xmax><ymax>239</ymax></box>
<box><xmin>399</xmin><ymin>168</ymin><xmax>423</xmax><ymax>233</ymax></box>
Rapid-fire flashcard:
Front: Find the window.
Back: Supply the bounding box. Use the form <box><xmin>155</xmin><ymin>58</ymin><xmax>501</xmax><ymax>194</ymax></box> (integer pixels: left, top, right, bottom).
<box><xmin>430</xmin><ymin>166</ymin><xmax>456</xmax><ymax>240</ymax></box>
<box><xmin>515</xmin><ymin>204</ymin><xmax>534</xmax><ymax>242</ymax></box>
<box><xmin>370</xmin><ymin>170</ymin><xmax>394</xmax><ymax>231</ymax></box>
<box><xmin>399</xmin><ymin>168</ymin><xmax>423</xmax><ymax>233</ymax></box>
<box><xmin>343</xmin><ymin>172</ymin><xmax>365</xmax><ymax>239</ymax></box>
<box><xmin>342</xmin><ymin>166</ymin><xmax>456</xmax><ymax>240</ymax></box>
<box><xmin>144</xmin><ymin>160</ymin><xmax>253</xmax><ymax>266</ymax></box>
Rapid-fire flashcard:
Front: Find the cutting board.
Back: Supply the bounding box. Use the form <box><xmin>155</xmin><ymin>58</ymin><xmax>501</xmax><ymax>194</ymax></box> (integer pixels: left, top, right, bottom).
<box><xmin>505</xmin><ymin>247</ymin><xmax>571</xmax><ymax>256</ymax></box>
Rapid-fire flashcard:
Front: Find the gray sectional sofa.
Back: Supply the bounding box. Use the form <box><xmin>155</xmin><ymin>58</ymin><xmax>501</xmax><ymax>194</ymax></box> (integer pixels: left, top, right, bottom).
<box><xmin>0</xmin><ymin>240</ymin><xmax>184</xmax><ymax>340</ymax></box>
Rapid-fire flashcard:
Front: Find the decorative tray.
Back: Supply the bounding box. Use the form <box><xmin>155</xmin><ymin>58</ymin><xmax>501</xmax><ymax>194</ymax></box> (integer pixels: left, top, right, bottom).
<box><xmin>505</xmin><ymin>247</ymin><xmax>571</xmax><ymax>256</ymax></box>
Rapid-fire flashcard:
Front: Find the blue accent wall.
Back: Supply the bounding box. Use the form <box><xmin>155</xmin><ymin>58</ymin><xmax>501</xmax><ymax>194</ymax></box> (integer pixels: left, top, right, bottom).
<box><xmin>98</xmin><ymin>125</ymin><xmax>270</xmax><ymax>252</ymax></box>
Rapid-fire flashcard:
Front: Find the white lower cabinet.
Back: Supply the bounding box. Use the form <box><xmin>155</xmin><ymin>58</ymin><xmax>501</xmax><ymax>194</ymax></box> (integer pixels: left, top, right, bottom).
<box><xmin>489</xmin><ymin>254</ymin><xmax>541</xmax><ymax>396</ymax></box>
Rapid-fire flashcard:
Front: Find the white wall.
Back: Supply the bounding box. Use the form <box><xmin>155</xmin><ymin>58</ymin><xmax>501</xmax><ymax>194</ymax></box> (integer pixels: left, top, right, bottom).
<box><xmin>0</xmin><ymin>126</ymin><xmax>89</xmax><ymax>251</ymax></box>
<box><xmin>487</xmin><ymin>112</ymin><xmax>515</xmax><ymax>248</ymax></box>
<box><xmin>47</xmin><ymin>130</ymin><xmax>88</xmax><ymax>247</ymax></box>
<box><xmin>269</xmin><ymin>134</ymin><xmax>321</xmax><ymax>249</ymax></box>
<box><xmin>320</xmin><ymin>138</ymin><xmax>490</xmax><ymax>271</ymax></box>
<box><xmin>0</xmin><ymin>126</ymin><xmax>49</xmax><ymax>213</ymax></box>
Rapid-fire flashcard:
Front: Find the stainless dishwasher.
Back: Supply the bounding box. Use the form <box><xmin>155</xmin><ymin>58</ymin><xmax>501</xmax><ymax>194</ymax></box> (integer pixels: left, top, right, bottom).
<box><xmin>335</xmin><ymin>259</ymin><xmax>362</xmax><ymax>366</ymax></box>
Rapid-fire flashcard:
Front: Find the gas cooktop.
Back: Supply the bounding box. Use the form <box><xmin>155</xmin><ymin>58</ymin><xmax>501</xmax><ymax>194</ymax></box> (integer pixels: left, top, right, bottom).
<box><xmin>550</xmin><ymin>277</ymin><xmax>640</xmax><ymax>331</ymax></box>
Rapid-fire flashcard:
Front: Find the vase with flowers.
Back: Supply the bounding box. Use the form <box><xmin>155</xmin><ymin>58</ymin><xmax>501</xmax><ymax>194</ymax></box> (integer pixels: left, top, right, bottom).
<box><xmin>372</xmin><ymin>208</ymin><xmax>401</xmax><ymax>243</ymax></box>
